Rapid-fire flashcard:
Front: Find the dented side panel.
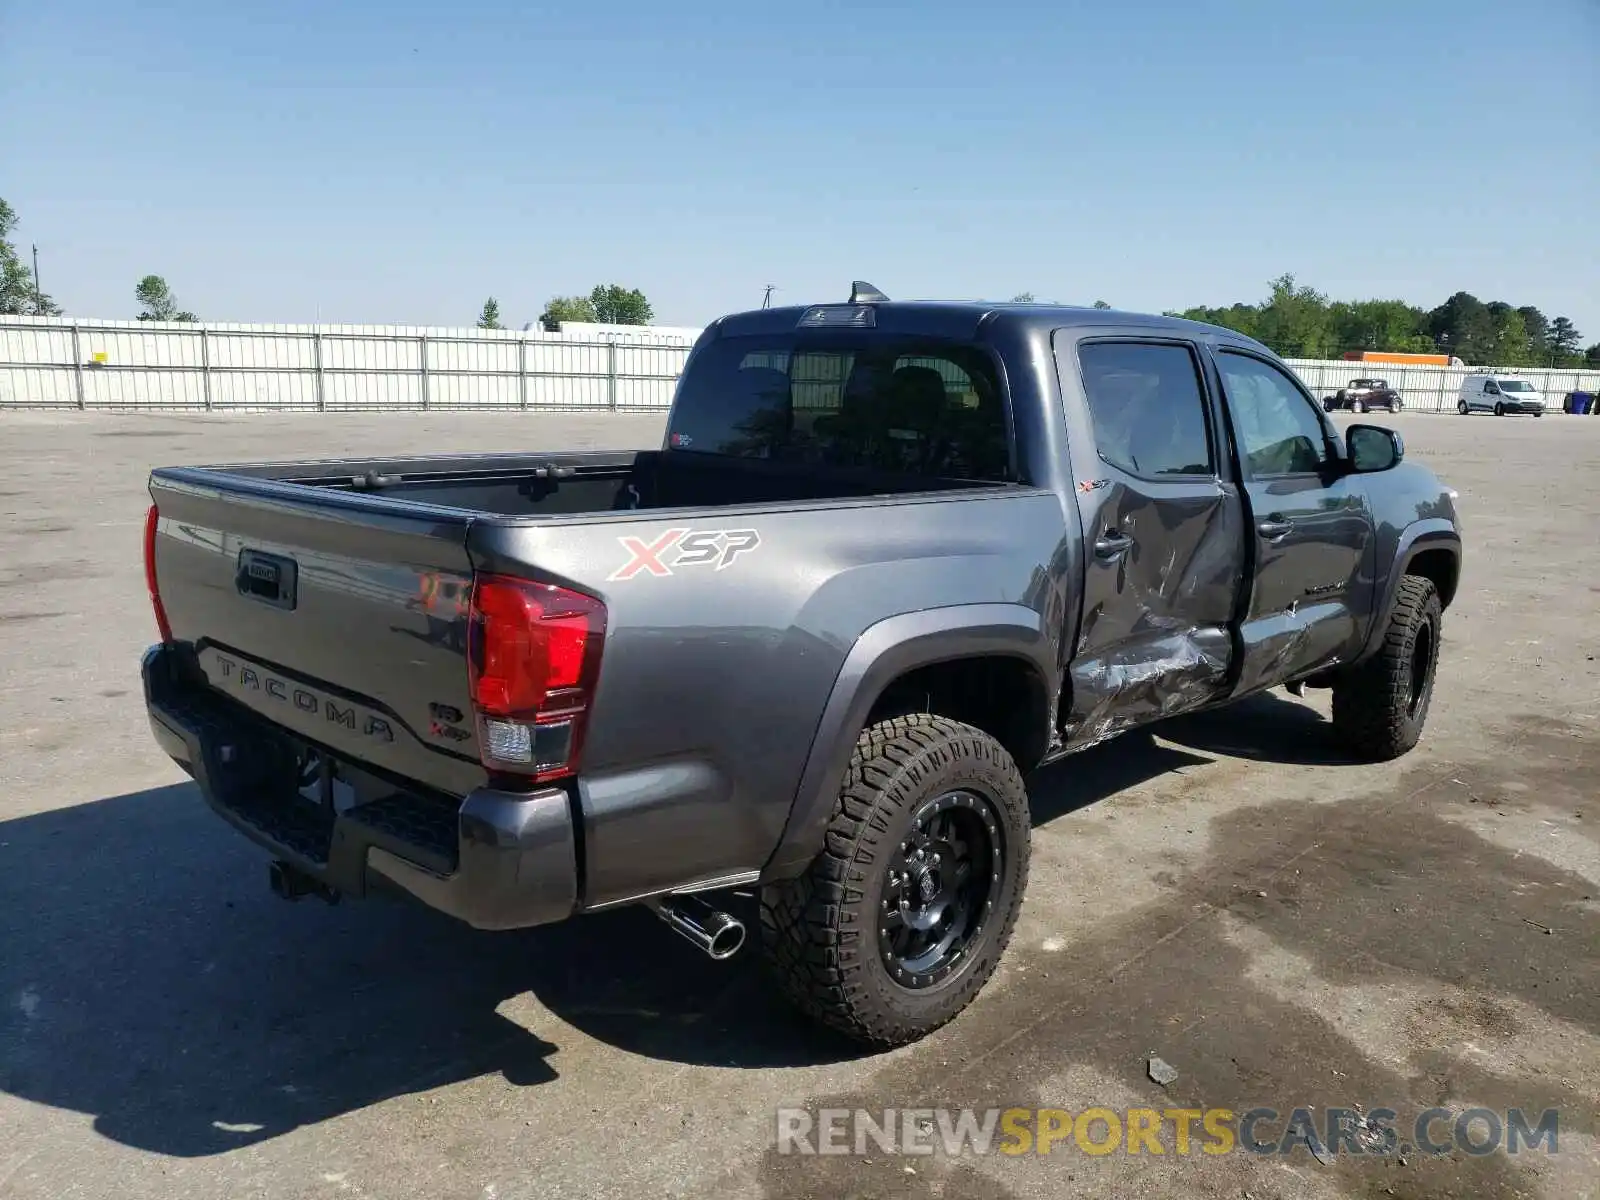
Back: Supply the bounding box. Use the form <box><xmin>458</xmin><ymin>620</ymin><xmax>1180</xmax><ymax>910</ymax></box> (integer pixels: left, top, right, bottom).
<box><xmin>1067</xmin><ymin>624</ymin><xmax>1233</xmax><ymax>748</ymax></box>
<box><xmin>1050</xmin><ymin>327</ymin><xmax>1248</xmax><ymax>746</ymax></box>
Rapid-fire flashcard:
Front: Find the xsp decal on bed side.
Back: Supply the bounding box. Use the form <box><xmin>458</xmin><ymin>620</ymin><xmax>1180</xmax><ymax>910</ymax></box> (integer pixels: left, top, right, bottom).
<box><xmin>608</xmin><ymin>527</ymin><xmax>762</xmax><ymax>581</ymax></box>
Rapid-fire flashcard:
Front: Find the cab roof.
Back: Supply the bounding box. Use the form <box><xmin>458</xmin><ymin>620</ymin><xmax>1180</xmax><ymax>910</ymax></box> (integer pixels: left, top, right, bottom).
<box><xmin>710</xmin><ymin>296</ymin><xmax>1273</xmax><ymax>355</ymax></box>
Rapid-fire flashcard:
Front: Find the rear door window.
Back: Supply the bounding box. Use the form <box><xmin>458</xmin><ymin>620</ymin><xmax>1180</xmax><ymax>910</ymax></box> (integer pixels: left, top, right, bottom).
<box><xmin>1076</xmin><ymin>341</ymin><xmax>1214</xmax><ymax>478</ymax></box>
<box><xmin>667</xmin><ymin>336</ymin><xmax>1012</xmax><ymax>481</ymax></box>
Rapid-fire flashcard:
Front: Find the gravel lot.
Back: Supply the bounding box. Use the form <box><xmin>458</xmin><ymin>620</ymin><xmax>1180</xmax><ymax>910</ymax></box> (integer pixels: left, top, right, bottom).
<box><xmin>1</xmin><ymin>409</ymin><xmax>1596</xmax><ymax>1200</ymax></box>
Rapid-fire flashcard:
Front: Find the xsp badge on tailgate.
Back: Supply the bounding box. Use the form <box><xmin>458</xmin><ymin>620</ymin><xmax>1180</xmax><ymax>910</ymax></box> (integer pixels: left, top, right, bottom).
<box><xmin>608</xmin><ymin>527</ymin><xmax>761</xmax><ymax>581</ymax></box>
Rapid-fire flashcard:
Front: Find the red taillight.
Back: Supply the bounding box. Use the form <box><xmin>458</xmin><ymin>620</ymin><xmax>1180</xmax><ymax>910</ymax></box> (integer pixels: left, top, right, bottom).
<box><xmin>143</xmin><ymin>503</ymin><xmax>173</xmax><ymax>643</ymax></box>
<box><xmin>467</xmin><ymin>575</ymin><xmax>606</xmax><ymax>781</ymax></box>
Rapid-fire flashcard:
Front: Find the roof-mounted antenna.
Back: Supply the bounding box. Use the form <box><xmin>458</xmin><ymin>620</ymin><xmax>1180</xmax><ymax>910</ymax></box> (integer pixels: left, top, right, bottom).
<box><xmin>849</xmin><ymin>280</ymin><xmax>890</xmax><ymax>303</ymax></box>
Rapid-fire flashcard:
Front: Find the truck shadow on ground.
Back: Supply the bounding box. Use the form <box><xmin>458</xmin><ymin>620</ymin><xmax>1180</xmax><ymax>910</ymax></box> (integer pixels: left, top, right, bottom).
<box><xmin>1157</xmin><ymin>688</ymin><xmax>1356</xmax><ymax>767</ymax></box>
<box><xmin>0</xmin><ymin>694</ymin><xmax>1360</xmax><ymax>1159</ymax></box>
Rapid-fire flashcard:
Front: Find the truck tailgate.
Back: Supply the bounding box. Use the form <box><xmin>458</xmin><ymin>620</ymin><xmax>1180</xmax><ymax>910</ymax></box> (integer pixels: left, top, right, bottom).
<box><xmin>148</xmin><ymin>469</ymin><xmax>488</xmax><ymax>797</ymax></box>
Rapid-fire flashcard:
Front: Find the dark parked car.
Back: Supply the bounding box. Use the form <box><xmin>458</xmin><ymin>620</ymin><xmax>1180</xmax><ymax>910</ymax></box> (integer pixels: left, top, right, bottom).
<box><xmin>140</xmin><ymin>287</ymin><xmax>1462</xmax><ymax>1048</ymax></box>
<box><xmin>1324</xmin><ymin>377</ymin><xmax>1403</xmax><ymax>413</ymax></box>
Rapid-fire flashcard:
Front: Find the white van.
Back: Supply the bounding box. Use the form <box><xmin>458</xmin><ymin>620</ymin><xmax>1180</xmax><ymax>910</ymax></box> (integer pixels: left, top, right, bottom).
<box><xmin>1457</xmin><ymin>374</ymin><xmax>1545</xmax><ymax>416</ymax></box>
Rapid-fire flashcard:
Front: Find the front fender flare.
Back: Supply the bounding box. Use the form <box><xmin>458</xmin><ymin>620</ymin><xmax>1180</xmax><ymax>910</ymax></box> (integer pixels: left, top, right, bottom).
<box><xmin>760</xmin><ymin>603</ymin><xmax>1053</xmax><ymax>881</ymax></box>
<box><xmin>1356</xmin><ymin>519</ymin><xmax>1461</xmax><ymax>663</ymax></box>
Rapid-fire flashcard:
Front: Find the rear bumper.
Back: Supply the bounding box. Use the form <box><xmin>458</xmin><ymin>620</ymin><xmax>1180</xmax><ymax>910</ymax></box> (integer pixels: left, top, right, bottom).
<box><xmin>142</xmin><ymin>644</ymin><xmax>577</xmax><ymax>931</ymax></box>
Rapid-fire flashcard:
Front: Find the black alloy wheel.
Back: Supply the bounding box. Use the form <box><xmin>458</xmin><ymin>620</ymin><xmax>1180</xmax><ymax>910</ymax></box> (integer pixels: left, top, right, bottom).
<box><xmin>878</xmin><ymin>790</ymin><xmax>1002</xmax><ymax>989</ymax></box>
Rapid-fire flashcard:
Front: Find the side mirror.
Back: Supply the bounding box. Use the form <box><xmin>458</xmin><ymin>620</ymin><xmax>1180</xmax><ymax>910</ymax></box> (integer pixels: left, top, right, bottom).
<box><xmin>1346</xmin><ymin>424</ymin><xmax>1404</xmax><ymax>473</ymax></box>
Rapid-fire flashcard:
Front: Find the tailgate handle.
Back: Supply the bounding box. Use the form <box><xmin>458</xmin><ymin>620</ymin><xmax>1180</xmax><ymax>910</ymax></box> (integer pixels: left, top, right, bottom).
<box><xmin>237</xmin><ymin>550</ymin><xmax>298</xmax><ymax>611</ymax></box>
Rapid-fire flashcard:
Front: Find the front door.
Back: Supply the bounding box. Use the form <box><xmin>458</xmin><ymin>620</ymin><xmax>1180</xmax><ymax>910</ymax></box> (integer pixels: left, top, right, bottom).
<box><xmin>1053</xmin><ymin>333</ymin><xmax>1247</xmax><ymax>746</ymax></box>
<box><xmin>1209</xmin><ymin>347</ymin><xmax>1377</xmax><ymax>695</ymax></box>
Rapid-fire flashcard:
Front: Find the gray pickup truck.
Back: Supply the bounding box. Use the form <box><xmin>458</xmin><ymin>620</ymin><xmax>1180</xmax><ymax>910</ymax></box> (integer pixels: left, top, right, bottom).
<box><xmin>141</xmin><ymin>286</ymin><xmax>1462</xmax><ymax>1048</ymax></box>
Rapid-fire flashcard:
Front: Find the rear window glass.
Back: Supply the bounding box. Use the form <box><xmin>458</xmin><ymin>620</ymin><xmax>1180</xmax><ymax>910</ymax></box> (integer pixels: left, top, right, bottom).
<box><xmin>666</xmin><ymin>335</ymin><xmax>1011</xmax><ymax>481</ymax></box>
<box><xmin>1077</xmin><ymin>341</ymin><xmax>1214</xmax><ymax>477</ymax></box>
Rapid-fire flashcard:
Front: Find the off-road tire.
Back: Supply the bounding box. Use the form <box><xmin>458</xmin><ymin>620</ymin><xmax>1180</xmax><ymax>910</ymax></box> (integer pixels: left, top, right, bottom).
<box><xmin>1331</xmin><ymin>576</ymin><xmax>1442</xmax><ymax>761</ymax></box>
<box><xmin>759</xmin><ymin>714</ymin><xmax>1030</xmax><ymax>1048</ymax></box>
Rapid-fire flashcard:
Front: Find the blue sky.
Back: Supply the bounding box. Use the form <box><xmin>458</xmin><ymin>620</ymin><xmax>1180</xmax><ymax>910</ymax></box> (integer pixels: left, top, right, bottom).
<box><xmin>3</xmin><ymin>0</ymin><xmax>1597</xmax><ymax>338</ymax></box>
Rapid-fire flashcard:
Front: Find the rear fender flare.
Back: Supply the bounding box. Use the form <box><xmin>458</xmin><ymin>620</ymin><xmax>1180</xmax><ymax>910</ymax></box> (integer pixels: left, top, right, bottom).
<box><xmin>760</xmin><ymin>603</ymin><xmax>1054</xmax><ymax>881</ymax></box>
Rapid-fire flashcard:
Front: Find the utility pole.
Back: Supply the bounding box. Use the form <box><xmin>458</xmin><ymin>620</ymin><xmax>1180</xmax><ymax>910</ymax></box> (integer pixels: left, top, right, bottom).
<box><xmin>30</xmin><ymin>244</ymin><xmax>43</xmax><ymax>314</ymax></box>
<box><xmin>761</xmin><ymin>284</ymin><xmax>776</xmax><ymax>309</ymax></box>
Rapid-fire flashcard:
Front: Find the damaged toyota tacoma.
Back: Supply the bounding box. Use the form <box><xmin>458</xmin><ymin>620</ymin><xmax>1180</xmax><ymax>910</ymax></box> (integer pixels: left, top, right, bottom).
<box><xmin>141</xmin><ymin>286</ymin><xmax>1462</xmax><ymax>1048</ymax></box>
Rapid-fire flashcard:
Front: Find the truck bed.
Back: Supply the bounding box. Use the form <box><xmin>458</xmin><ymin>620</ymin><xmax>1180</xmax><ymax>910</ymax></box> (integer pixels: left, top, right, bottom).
<box><xmin>146</xmin><ymin>446</ymin><xmax>1025</xmax><ymax>797</ymax></box>
<box><xmin>191</xmin><ymin>448</ymin><xmax>1007</xmax><ymax>518</ymax></box>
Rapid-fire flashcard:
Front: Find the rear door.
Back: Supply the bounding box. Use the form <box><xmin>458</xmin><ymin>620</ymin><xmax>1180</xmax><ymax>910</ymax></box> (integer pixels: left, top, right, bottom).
<box><xmin>1053</xmin><ymin>332</ymin><xmax>1247</xmax><ymax>744</ymax></box>
<box><xmin>1208</xmin><ymin>347</ymin><xmax>1377</xmax><ymax>694</ymax></box>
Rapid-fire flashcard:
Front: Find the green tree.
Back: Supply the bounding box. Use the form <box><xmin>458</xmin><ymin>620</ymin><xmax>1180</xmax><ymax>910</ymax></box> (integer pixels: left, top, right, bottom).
<box><xmin>1516</xmin><ymin>306</ymin><xmax>1549</xmax><ymax>357</ymax></box>
<box><xmin>1426</xmin><ymin>292</ymin><xmax>1493</xmax><ymax>363</ymax></box>
<box><xmin>1253</xmin><ymin>273</ymin><xmax>1336</xmax><ymax>358</ymax></box>
<box><xmin>1010</xmin><ymin>292</ymin><xmax>1035</xmax><ymax>303</ymax></box>
<box><xmin>589</xmin><ymin>284</ymin><xmax>653</xmax><ymax>325</ymax></box>
<box><xmin>135</xmin><ymin>274</ymin><xmax>197</xmax><ymax>321</ymax></box>
<box><xmin>1331</xmin><ymin>299</ymin><xmax>1431</xmax><ymax>354</ymax></box>
<box><xmin>1169</xmin><ymin>278</ymin><xmax>1584</xmax><ymax>367</ymax></box>
<box><xmin>0</xmin><ymin>197</ymin><xmax>62</xmax><ymax>315</ymax></box>
<box><xmin>1486</xmin><ymin>304</ymin><xmax>1531</xmax><ymax>366</ymax></box>
<box><xmin>1175</xmin><ymin>301</ymin><xmax>1262</xmax><ymax>341</ymax></box>
<box><xmin>1548</xmin><ymin>317</ymin><xmax>1581</xmax><ymax>362</ymax></box>
<box><xmin>539</xmin><ymin>295</ymin><xmax>598</xmax><ymax>327</ymax></box>
<box><xmin>476</xmin><ymin>296</ymin><xmax>503</xmax><ymax>329</ymax></box>
<box><xmin>1585</xmin><ymin>343</ymin><xmax>1600</xmax><ymax>369</ymax></box>
<box><xmin>1092</xmin><ymin>299</ymin><xmax>1112</xmax><ymax>309</ymax></box>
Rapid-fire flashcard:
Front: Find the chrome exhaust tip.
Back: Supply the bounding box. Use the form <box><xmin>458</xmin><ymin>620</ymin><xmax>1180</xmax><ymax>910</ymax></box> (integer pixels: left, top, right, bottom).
<box><xmin>646</xmin><ymin>893</ymin><xmax>746</xmax><ymax>960</ymax></box>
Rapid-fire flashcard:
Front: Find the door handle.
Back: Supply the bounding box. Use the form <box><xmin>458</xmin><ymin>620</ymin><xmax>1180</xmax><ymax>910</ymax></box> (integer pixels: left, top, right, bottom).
<box><xmin>1257</xmin><ymin>517</ymin><xmax>1295</xmax><ymax>540</ymax></box>
<box><xmin>1094</xmin><ymin>531</ymin><xmax>1134</xmax><ymax>558</ymax></box>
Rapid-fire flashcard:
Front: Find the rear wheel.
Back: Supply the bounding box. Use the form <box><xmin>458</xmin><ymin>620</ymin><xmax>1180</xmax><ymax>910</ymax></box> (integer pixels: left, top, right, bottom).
<box><xmin>1458</xmin><ymin>400</ymin><xmax>1470</xmax><ymax>415</ymax></box>
<box><xmin>759</xmin><ymin>714</ymin><xmax>1030</xmax><ymax>1048</ymax></box>
<box><xmin>1353</xmin><ymin>399</ymin><xmax>1368</xmax><ymax>413</ymax></box>
<box><xmin>1331</xmin><ymin>576</ymin><xmax>1442</xmax><ymax>762</ymax></box>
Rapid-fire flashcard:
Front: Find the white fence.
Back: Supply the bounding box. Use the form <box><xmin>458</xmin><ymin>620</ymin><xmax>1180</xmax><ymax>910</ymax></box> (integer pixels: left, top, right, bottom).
<box><xmin>3</xmin><ymin>315</ymin><xmax>1596</xmax><ymax>414</ymax></box>
<box><xmin>0</xmin><ymin>316</ymin><xmax>700</xmax><ymax>412</ymax></box>
<box><xmin>1286</xmin><ymin>359</ymin><xmax>1600</xmax><ymax>414</ymax></box>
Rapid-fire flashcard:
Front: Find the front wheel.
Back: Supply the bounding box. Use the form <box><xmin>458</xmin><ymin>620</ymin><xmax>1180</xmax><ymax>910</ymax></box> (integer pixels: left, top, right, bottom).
<box><xmin>759</xmin><ymin>714</ymin><xmax>1030</xmax><ymax>1048</ymax></box>
<box><xmin>1331</xmin><ymin>576</ymin><xmax>1442</xmax><ymax>761</ymax></box>
<box><xmin>1353</xmin><ymin>399</ymin><xmax>1368</xmax><ymax>413</ymax></box>
<box><xmin>1494</xmin><ymin>401</ymin><xmax>1506</xmax><ymax>416</ymax></box>
<box><xmin>1388</xmin><ymin>400</ymin><xmax>1402</xmax><ymax>413</ymax></box>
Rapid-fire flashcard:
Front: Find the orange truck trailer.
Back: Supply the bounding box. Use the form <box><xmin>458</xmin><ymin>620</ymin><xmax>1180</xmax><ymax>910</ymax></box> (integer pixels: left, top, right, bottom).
<box><xmin>1342</xmin><ymin>350</ymin><xmax>1465</xmax><ymax>366</ymax></box>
